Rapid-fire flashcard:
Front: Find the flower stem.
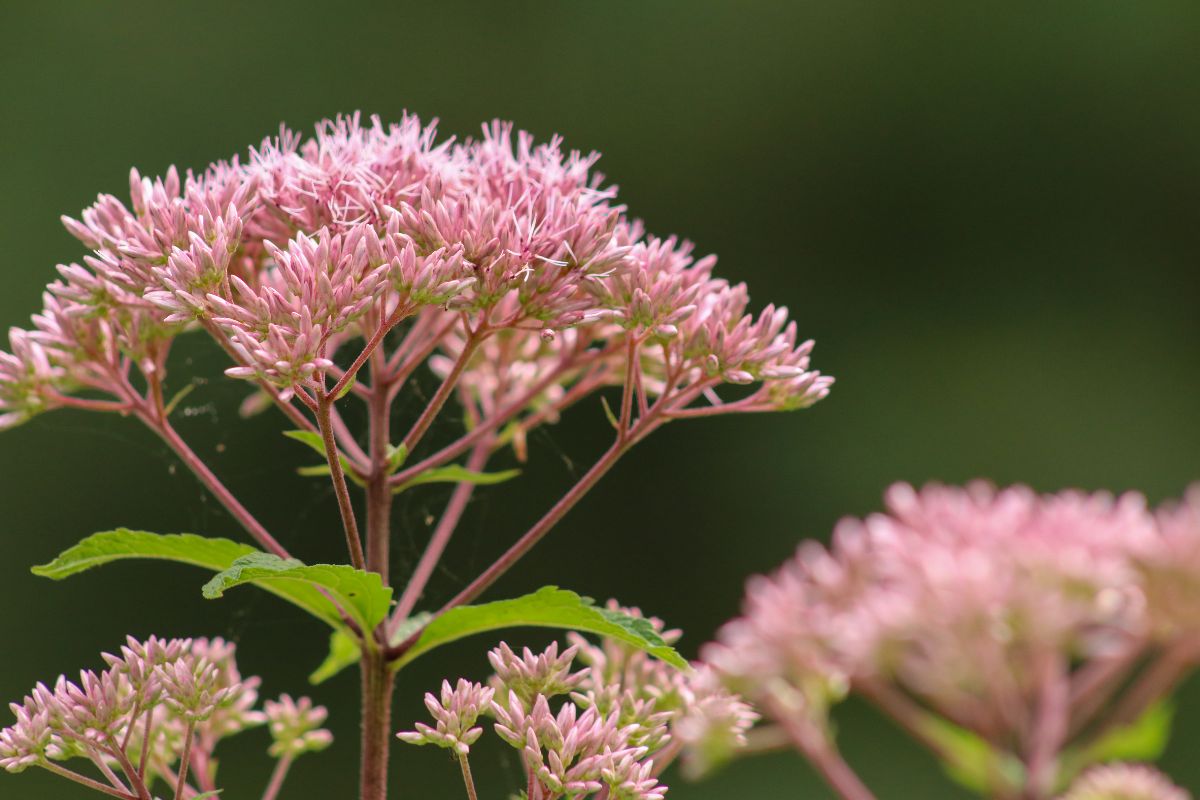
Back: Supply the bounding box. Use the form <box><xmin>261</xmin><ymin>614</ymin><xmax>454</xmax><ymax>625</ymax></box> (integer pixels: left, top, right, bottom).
<box><xmin>142</xmin><ymin>414</ymin><xmax>290</xmax><ymax>558</ymax></box>
<box><xmin>41</xmin><ymin>762</ymin><xmax>137</xmax><ymax>800</ymax></box>
<box><xmin>261</xmin><ymin>754</ymin><xmax>294</xmax><ymax>800</ymax></box>
<box><xmin>392</xmin><ymin>440</ymin><xmax>492</xmax><ymax>625</ymax></box>
<box><xmin>457</xmin><ymin>753</ymin><xmax>479</xmax><ymax>800</ymax></box>
<box><xmin>399</xmin><ymin>327</ymin><xmax>484</xmax><ymax>454</ymax></box>
<box><xmin>435</xmin><ymin>434</ymin><xmax>629</xmax><ymax>616</ymax></box>
<box><xmin>366</xmin><ymin>348</ymin><xmax>393</xmax><ymax>584</ymax></box>
<box><xmin>174</xmin><ymin>721</ymin><xmax>195</xmax><ymax>800</ymax></box>
<box><xmin>767</xmin><ymin>697</ymin><xmax>876</xmax><ymax>800</ymax></box>
<box><xmin>359</xmin><ymin>648</ymin><xmax>396</xmax><ymax>800</ymax></box>
<box><xmin>316</xmin><ymin>394</ymin><xmax>367</xmax><ymax>571</ymax></box>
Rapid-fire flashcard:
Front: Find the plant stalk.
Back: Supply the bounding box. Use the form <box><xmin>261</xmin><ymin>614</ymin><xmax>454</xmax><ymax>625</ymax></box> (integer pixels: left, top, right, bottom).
<box><xmin>366</xmin><ymin>349</ymin><xmax>393</xmax><ymax>584</ymax></box>
<box><xmin>359</xmin><ymin>648</ymin><xmax>396</xmax><ymax>800</ymax></box>
<box><xmin>316</xmin><ymin>395</ymin><xmax>367</xmax><ymax>571</ymax></box>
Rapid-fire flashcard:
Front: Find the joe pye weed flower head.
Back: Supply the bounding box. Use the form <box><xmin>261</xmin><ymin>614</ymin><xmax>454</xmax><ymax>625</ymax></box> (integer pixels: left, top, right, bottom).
<box><xmin>0</xmin><ymin>111</ymin><xmax>827</xmax><ymax>800</ymax></box>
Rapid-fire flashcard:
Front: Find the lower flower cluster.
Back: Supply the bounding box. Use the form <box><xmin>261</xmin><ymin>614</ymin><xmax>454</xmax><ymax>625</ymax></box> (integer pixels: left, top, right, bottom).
<box><xmin>398</xmin><ymin>606</ymin><xmax>756</xmax><ymax>800</ymax></box>
<box><xmin>0</xmin><ymin>635</ymin><xmax>330</xmax><ymax>800</ymax></box>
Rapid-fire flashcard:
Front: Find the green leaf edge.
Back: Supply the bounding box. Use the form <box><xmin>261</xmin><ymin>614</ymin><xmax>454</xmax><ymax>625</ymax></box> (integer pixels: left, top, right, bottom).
<box><xmin>32</xmin><ymin>530</ymin><xmax>354</xmax><ymax>631</ymax></box>
<box><xmin>202</xmin><ymin>552</ymin><xmax>393</xmax><ymax>632</ymax></box>
<box><xmin>393</xmin><ymin>586</ymin><xmax>688</xmax><ymax>671</ymax></box>
<box><xmin>392</xmin><ymin>464</ymin><xmax>521</xmax><ymax>495</ymax></box>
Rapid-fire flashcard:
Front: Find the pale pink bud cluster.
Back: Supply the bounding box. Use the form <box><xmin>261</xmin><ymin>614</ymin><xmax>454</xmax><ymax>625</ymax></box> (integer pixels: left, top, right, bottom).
<box><xmin>487</xmin><ymin>641</ymin><xmax>585</xmax><ymax>706</ymax></box>
<box><xmin>569</xmin><ymin>603</ymin><xmax>757</xmax><ymax>778</ymax></box>
<box><xmin>396</xmin><ymin>679</ymin><xmax>494</xmax><ymax>756</ymax></box>
<box><xmin>0</xmin><ymin>635</ymin><xmax>326</xmax><ymax>797</ymax></box>
<box><xmin>1059</xmin><ymin>763</ymin><xmax>1191</xmax><ymax>800</ymax></box>
<box><xmin>264</xmin><ymin>694</ymin><xmax>333</xmax><ymax>758</ymax></box>
<box><xmin>400</xmin><ymin>623</ymin><xmax>756</xmax><ymax>798</ymax></box>
<box><xmin>490</xmin><ymin>689</ymin><xmax>667</xmax><ymax>800</ymax></box>
<box><xmin>0</xmin><ymin>111</ymin><xmax>828</xmax><ymax>430</ymax></box>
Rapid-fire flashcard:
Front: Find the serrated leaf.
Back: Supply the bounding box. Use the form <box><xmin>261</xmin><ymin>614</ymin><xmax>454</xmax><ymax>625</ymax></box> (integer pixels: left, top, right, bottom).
<box><xmin>32</xmin><ymin>530</ymin><xmax>348</xmax><ymax>630</ymax></box>
<box><xmin>202</xmin><ymin>553</ymin><xmax>392</xmax><ymax>633</ymax></box>
<box><xmin>392</xmin><ymin>464</ymin><xmax>521</xmax><ymax>494</ymax></box>
<box><xmin>393</xmin><ymin>586</ymin><xmax>687</xmax><ymax>670</ymax></box>
<box><xmin>310</xmin><ymin>630</ymin><xmax>362</xmax><ymax>685</ymax></box>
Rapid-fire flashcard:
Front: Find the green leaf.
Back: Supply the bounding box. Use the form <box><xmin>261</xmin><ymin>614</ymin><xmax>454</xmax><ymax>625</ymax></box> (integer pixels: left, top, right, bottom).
<box><xmin>1060</xmin><ymin>701</ymin><xmax>1174</xmax><ymax>784</ymax></box>
<box><xmin>600</xmin><ymin>395</ymin><xmax>620</xmax><ymax>430</ymax></box>
<box><xmin>192</xmin><ymin>792</ymin><xmax>223</xmax><ymax>799</ymax></box>
<box><xmin>285</xmin><ymin>430</ymin><xmax>365</xmax><ymax>486</ymax></box>
<box><xmin>310</xmin><ymin>630</ymin><xmax>362</xmax><ymax>685</ymax></box>
<box><xmin>335</xmin><ymin>374</ymin><xmax>356</xmax><ymax>399</ymax></box>
<box><xmin>202</xmin><ymin>553</ymin><xmax>392</xmax><ymax>632</ymax></box>
<box><xmin>393</xmin><ymin>587</ymin><xmax>687</xmax><ymax>670</ymax></box>
<box><xmin>162</xmin><ymin>383</ymin><xmax>196</xmax><ymax>417</ymax></box>
<box><xmin>392</xmin><ymin>464</ymin><xmax>521</xmax><ymax>494</ymax></box>
<box><xmin>392</xmin><ymin>611</ymin><xmax>434</xmax><ymax>644</ymax></box>
<box><xmin>309</xmin><ymin>612</ymin><xmax>434</xmax><ymax>684</ymax></box>
<box><xmin>32</xmin><ymin>530</ymin><xmax>350</xmax><ymax>630</ymax></box>
<box><xmin>920</xmin><ymin>714</ymin><xmax>1024</xmax><ymax>795</ymax></box>
<box><xmin>282</xmin><ymin>429</ymin><xmax>328</xmax><ymax>455</ymax></box>
<box><xmin>386</xmin><ymin>443</ymin><xmax>409</xmax><ymax>472</ymax></box>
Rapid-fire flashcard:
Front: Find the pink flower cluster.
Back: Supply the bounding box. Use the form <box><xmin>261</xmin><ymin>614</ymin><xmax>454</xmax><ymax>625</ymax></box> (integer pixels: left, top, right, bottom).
<box><xmin>1060</xmin><ymin>763</ymin><xmax>1190</xmax><ymax>800</ymax></box>
<box><xmin>0</xmin><ymin>636</ymin><xmax>329</xmax><ymax>799</ymax></box>
<box><xmin>704</xmin><ymin>481</ymin><xmax>1200</xmax><ymax>797</ymax></box>
<box><xmin>399</xmin><ymin>613</ymin><xmax>755</xmax><ymax>800</ymax></box>
<box><xmin>0</xmin><ymin>112</ymin><xmax>829</xmax><ymax>429</ymax></box>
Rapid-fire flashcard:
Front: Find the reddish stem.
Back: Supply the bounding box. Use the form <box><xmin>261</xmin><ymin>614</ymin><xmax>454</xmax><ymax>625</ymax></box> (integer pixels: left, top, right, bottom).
<box><xmin>366</xmin><ymin>346</ymin><xmax>393</xmax><ymax>585</ymax></box>
<box><xmin>316</xmin><ymin>395</ymin><xmax>367</xmax><ymax>571</ymax></box>
<box><xmin>261</xmin><ymin>754</ymin><xmax>294</xmax><ymax>800</ymax></box>
<box><xmin>766</xmin><ymin>696</ymin><xmax>877</xmax><ymax>800</ymax></box>
<box><xmin>41</xmin><ymin>762</ymin><xmax>138</xmax><ymax>800</ymax></box>
<box><xmin>399</xmin><ymin>328</ymin><xmax>484</xmax><ymax>454</ymax></box>
<box><xmin>391</xmin><ymin>440</ymin><xmax>492</xmax><ymax>625</ymax></box>
<box><xmin>142</xmin><ymin>414</ymin><xmax>290</xmax><ymax>559</ymax></box>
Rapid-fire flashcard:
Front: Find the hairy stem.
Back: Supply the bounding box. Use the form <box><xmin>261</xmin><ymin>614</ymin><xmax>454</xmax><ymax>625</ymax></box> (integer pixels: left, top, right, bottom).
<box><xmin>366</xmin><ymin>348</ymin><xmax>394</xmax><ymax>585</ymax></box>
<box><xmin>316</xmin><ymin>395</ymin><xmax>367</xmax><ymax>571</ymax></box>
<box><xmin>457</xmin><ymin>753</ymin><xmax>479</xmax><ymax>800</ymax></box>
<box><xmin>142</xmin><ymin>414</ymin><xmax>290</xmax><ymax>558</ymax></box>
<box><xmin>359</xmin><ymin>648</ymin><xmax>396</xmax><ymax>800</ymax></box>
<box><xmin>332</xmin><ymin>305</ymin><xmax>409</xmax><ymax>399</ymax></box>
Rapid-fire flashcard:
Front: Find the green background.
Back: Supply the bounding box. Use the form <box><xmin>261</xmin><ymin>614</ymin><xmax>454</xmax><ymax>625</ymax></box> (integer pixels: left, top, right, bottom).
<box><xmin>2</xmin><ymin>2</ymin><xmax>1199</xmax><ymax>797</ymax></box>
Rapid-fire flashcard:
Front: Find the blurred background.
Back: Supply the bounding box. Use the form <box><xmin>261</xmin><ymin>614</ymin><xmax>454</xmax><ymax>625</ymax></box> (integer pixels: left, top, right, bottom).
<box><xmin>2</xmin><ymin>1</ymin><xmax>1199</xmax><ymax>797</ymax></box>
